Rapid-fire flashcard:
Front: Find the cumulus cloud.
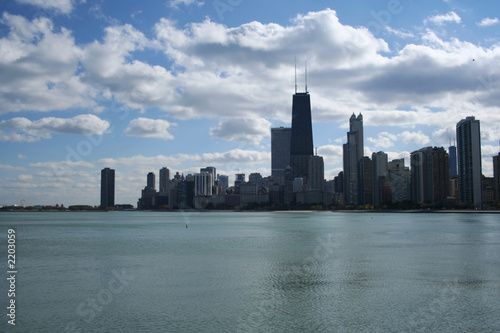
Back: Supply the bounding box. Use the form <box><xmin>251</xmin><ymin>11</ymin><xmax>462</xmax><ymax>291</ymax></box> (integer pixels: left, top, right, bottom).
<box><xmin>168</xmin><ymin>0</ymin><xmax>204</xmax><ymax>8</ymax></box>
<box><xmin>424</xmin><ymin>11</ymin><xmax>461</xmax><ymax>26</ymax></box>
<box><xmin>0</xmin><ymin>164</ymin><xmax>26</xmax><ymax>171</ymax></box>
<box><xmin>209</xmin><ymin>117</ymin><xmax>271</xmax><ymax>144</ymax></box>
<box><xmin>400</xmin><ymin>130</ymin><xmax>431</xmax><ymax>145</ymax></box>
<box><xmin>0</xmin><ymin>13</ymin><xmax>93</xmax><ymax>114</ymax></box>
<box><xmin>125</xmin><ymin>118</ymin><xmax>176</xmax><ymax>140</ymax></box>
<box><xmin>97</xmin><ymin>149</ymin><xmax>270</xmax><ymax>168</ymax></box>
<box><xmin>15</xmin><ymin>0</ymin><xmax>76</xmax><ymax>14</ymax></box>
<box><xmin>477</xmin><ymin>17</ymin><xmax>499</xmax><ymax>27</ymax></box>
<box><xmin>367</xmin><ymin>132</ymin><xmax>398</xmax><ymax>148</ymax></box>
<box><xmin>0</xmin><ymin>114</ymin><xmax>110</xmax><ymax>142</ymax></box>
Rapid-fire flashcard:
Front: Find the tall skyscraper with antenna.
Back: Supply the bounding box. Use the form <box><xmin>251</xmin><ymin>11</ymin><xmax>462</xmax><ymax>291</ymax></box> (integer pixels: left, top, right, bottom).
<box><xmin>290</xmin><ymin>62</ymin><xmax>314</xmax><ymax>182</ymax></box>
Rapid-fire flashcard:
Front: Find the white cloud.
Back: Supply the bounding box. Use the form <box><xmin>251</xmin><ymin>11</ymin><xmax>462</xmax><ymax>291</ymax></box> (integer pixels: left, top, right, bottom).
<box><xmin>97</xmin><ymin>149</ymin><xmax>270</xmax><ymax>168</ymax></box>
<box><xmin>317</xmin><ymin>144</ymin><xmax>343</xmax><ymax>165</ymax></box>
<box><xmin>0</xmin><ymin>164</ymin><xmax>26</xmax><ymax>171</ymax></box>
<box><xmin>168</xmin><ymin>0</ymin><xmax>204</xmax><ymax>8</ymax></box>
<box><xmin>15</xmin><ymin>0</ymin><xmax>76</xmax><ymax>14</ymax></box>
<box><xmin>367</xmin><ymin>132</ymin><xmax>398</xmax><ymax>148</ymax></box>
<box><xmin>477</xmin><ymin>17</ymin><xmax>499</xmax><ymax>27</ymax></box>
<box><xmin>0</xmin><ymin>13</ymin><xmax>93</xmax><ymax>114</ymax></box>
<box><xmin>424</xmin><ymin>11</ymin><xmax>461</xmax><ymax>26</ymax></box>
<box><xmin>124</xmin><ymin>118</ymin><xmax>176</xmax><ymax>141</ymax></box>
<box><xmin>30</xmin><ymin>160</ymin><xmax>94</xmax><ymax>169</ymax></box>
<box><xmin>209</xmin><ymin>117</ymin><xmax>271</xmax><ymax>144</ymax></box>
<box><xmin>400</xmin><ymin>130</ymin><xmax>431</xmax><ymax>145</ymax></box>
<box><xmin>385</xmin><ymin>26</ymin><xmax>415</xmax><ymax>39</ymax></box>
<box><xmin>0</xmin><ymin>114</ymin><xmax>110</xmax><ymax>142</ymax></box>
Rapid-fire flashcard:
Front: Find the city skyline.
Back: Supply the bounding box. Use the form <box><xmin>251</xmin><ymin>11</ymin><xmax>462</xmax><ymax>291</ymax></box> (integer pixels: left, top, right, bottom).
<box><xmin>1</xmin><ymin>1</ymin><xmax>500</xmax><ymax>206</ymax></box>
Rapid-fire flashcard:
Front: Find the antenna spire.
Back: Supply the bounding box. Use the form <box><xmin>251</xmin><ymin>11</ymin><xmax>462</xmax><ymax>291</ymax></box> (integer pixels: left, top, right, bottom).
<box><xmin>305</xmin><ymin>60</ymin><xmax>308</xmax><ymax>93</ymax></box>
<box><xmin>294</xmin><ymin>57</ymin><xmax>297</xmax><ymax>94</ymax></box>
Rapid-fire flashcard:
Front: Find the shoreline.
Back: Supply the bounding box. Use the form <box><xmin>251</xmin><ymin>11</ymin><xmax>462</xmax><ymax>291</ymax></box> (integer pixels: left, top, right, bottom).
<box><xmin>1</xmin><ymin>209</ymin><xmax>499</xmax><ymax>214</ymax></box>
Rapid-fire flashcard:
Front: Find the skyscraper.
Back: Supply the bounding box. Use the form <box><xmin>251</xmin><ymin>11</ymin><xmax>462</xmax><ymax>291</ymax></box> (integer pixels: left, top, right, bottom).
<box><xmin>290</xmin><ymin>92</ymin><xmax>313</xmax><ymax>182</ymax></box>
<box><xmin>456</xmin><ymin>116</ymin><xmax>482</xmax><ymax>208</ymax></box>
<box><xmin>343</xmin><ymin>113</ymin><xmax>364</xmax><ymax>206</ymax></box>
<box><xmin>200</xmin><ymin>167</ymin><xmax>216</xmax><ymax>185</ymax></box>
<box><xmin>410</xmin><ymin>147</ymin><xmax>450</xmax><ymax>204</ymax></box>
<box><xmin>449</xmin><ymin>145</ymin><xmax>457</xmax><ymax>178</ymax></box>
<box><xmin>100</xmin><ymin>167</ymin><xmax>115</xmax><ymax>209</ymax></box>
<box><xmin>147</xmin><ymin>172</ymin><xmax>155</xmax><ymax>190</ymax></box>
<box><xmin>194</xmin><ymin>172</ymin><xmax>213</xmax><ymax>196</ymax></box>
<box><xmin>159</xmin><ymin>167</ymin><xmax>170</xmax><ymax>193</ymax></box>
<box><xmin>494</xmin><ymin>153</ymin><xmax>500</xmax><ymax>203</ymax></box>
<box><xmin>372</xmin><ymin>151</ymin><xmax>388</xmax><ymax>207</ymax></box>
<box><xmin>271</xmin><ymin>127</ymin><xmax>291</xmax><ymax>185</ymax></box>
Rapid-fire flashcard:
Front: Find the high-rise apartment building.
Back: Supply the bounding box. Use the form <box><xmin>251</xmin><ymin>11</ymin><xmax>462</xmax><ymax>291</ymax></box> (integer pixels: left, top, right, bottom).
<box><xmin>372</xmin><ymin>151</ymin><xmax>388</xmax><ymax>207</ymax></box>
<box><xmin>217</xmin><ymin>174</ymin><xmax>229</xmax><ymax>190</ymax></box>
<box><xmin>456</xmin><ymin>116</ymin><xmax>482</xmax><ymax>208</ymax></box>
<box><xmin>410</xmin><ymin>147</ymin><xmax>450</xmax><ymax>204</ymax></box>
<box><xmin>100</xmin><ymin>167</ymin><xmax>115</xmax><ymax>209</ymax></box>
<box><xmin>343</xmin><ymin>113</ymin><xmax>364</xmax><ymax>206</ymax></box>
<box><xmin>200</xmin><ymin>167</ymin><xmax>216</xmax><ymax>186</ymax></box>
<box><xmin>307</xmin><ymin>155</ymin><xmax>324</xmax><ymax>191</ymax></box>
<box><xmin>194</xmin><ymin>172</ymin><xmax>213</xmax><ymax>197</ymax></box>
<box><xmin>388</xmin><ymin>159</ymin><xmax>410</xmax><ymax>203</ymax></box>
<box><xmin>271</xmin><ymin>127</ymin><xmax>291</xmax><ymax>185</ymax></box>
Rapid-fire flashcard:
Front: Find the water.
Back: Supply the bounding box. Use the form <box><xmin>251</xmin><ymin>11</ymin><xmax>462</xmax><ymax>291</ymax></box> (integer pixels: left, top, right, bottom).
<box><xmin>1</xmin><ymin>211</ymin><xmax>499</xmax><ymax>332</ymax></box>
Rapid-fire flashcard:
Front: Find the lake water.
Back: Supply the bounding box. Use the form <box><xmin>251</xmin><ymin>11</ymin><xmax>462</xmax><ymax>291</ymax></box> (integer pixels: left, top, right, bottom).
<box><xmin>1</xmin><ymin>211</ymin><xmax>500</xmax><ymax>332</ymax></box>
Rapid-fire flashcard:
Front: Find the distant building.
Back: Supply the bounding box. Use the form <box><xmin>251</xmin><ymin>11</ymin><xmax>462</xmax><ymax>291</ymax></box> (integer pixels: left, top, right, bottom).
<box><xmin>343</xmin><ymin>113</ymin><xmax>364</xmax><ymax>206</ymax></box>
<box><xmin>100</xmin><ymin>167</ymin><xmax>115</xmax><ymax>209</ymax></box>
<box><xmin>249</xmin><ymin>173</ymin><xmax>263</xmax><ymax>191</ymax></box>
<box><xmin>482</xmin><ymin>176</ymin><xmax>495</xmax><ymax>208</ymax></box>
<box><xmin>159</xmin><ymin>167</ymin><xmax>170</xmax><ymax>193</ymax></box>
<box><xmin>372</xmin><ymin>151</ymin><xmax>388</xmax><ymax>206</ymax></box>
<box><xmin>388</xmin><ymin>159</ymin><xmax>410</xmax><ymax>203</ymax></box>
<box><xmin>360</xmin><ymin>156</ymin><xmax>373</xmax><ymax>206</ymax></box>
<box><xmin>194</xmin><ymin>172</ymin><xmax>213</xmax><ymax>197</ymax></box>
<box><xmin>449</xmin><ymin>146</ymin><xmax>458</xmax><ymax>178</ymax></box>
<box><xmin>147</xmin><ymin>172</ymin><xmax>155</xmax><ymax>190</ymax></box>
<box><xmin>494</xmin><ymin>153</ymin><xmax>500</xmax><ymax>203</ymax></box>
<box><xmin>201</xmin><ymin>167</ymin><xmax>216</xmax><ymax>185</ymax></box>
<box><xmin>307</xmin><ymin>155</ymin><xmax>324</xmax><ymax>191</ymax></box>
<box><xmin>411</xmin><ymin>147</ymin><xmax>450</xmax><ymax>204</ymax></box>
<box><xmin>217</xmin><ymin>174</ymin><xmax>229</xmax><ymax>191</ymax></box>
<box><xmin>457</xmin><ymin>116</ymin><xmax>482</xmax><ymax>208</ymax></box>
<box><xmin>235</xmin><ymin>173</ymin><xmax>245</xmax><ymax>184</ymax></box>
<box><xmin>271</xmin><ymin>127</ymin><xmax>291</xmax><ymax>185</ymax></box>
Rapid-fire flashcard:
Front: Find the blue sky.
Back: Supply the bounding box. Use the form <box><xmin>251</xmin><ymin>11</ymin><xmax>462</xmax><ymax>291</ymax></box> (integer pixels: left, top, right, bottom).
<box><xmin>0</xmin><ymin>0</ymin><xmax>499</xmax><ymax>206</ymax></box>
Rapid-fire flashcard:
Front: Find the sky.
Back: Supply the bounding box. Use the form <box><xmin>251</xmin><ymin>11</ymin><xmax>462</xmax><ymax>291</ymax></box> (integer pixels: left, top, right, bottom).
<box><xmin>0</xmin><ymin>0</ymin><xmax>499</xmax><ymax>206</ymax></box>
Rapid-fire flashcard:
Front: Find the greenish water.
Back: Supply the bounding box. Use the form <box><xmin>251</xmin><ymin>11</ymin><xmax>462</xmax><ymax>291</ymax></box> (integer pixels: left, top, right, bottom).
<box><xmin>1</xmin><ymin>211</ymin><xmax>499</xmax><ymax>332</ymax></box>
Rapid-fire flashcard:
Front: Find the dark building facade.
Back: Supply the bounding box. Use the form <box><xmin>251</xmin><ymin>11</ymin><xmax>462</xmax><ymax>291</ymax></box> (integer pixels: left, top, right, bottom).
<box><xmin>271</xmin><ymin>127</ymin><xmax>292</xmax><ymax>185</ymax></box>
<box><xmin>494</xmin><ymin>153</ymin><xmax>500</xmax><ymax>204</ymax></box>
<box><xmin>457</xmin><ymin>117</ymin><xmax>482</xmax><ymax>208</ymax></box>
<box><xmin>100</xmin><ymin>167</ymin><xmax>115</xmax><ymax>209</ymax></box>
<box><xmin>410</xmin><ymin>147</ymin><xmax>450</xmax><ymax>204</ymax></box>
<box><xmin>290</xmin><ymin>92</ymin><xmax>313</xmax><ymax>182</ymax></box>
<box><xmin>343</xmin><ymin>113</ymin><xmax>364</xmax><ymax>206</ymax></box>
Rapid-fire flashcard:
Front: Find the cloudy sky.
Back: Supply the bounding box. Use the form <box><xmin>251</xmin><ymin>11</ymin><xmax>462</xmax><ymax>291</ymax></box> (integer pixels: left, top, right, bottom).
<box><xmin>0</xmin><ymin>0</ymin><xmax>499</xmax><ymax>206</ymax></box>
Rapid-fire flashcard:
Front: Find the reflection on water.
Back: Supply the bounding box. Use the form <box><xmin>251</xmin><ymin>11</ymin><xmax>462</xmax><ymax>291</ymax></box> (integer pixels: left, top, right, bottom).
<box><xmin>0</xmin><ymin>211</ymin><xmax>499</xmax><ymax>332</ymax></box>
